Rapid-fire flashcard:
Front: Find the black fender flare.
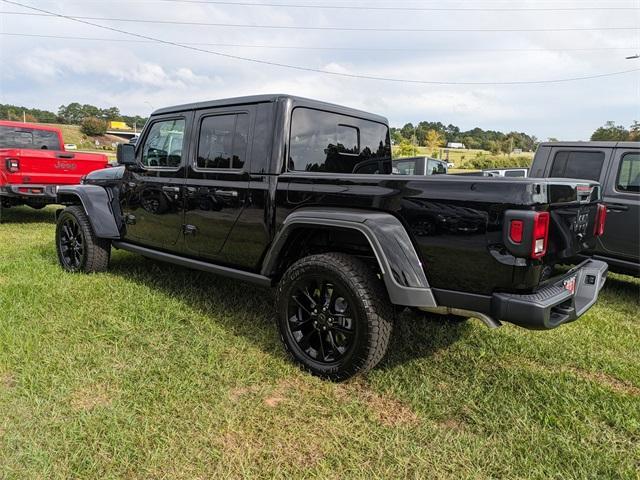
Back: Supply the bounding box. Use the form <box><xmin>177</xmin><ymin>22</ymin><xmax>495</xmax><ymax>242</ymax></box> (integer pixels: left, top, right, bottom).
<box><xmin>56</xmin><ymin>185</ymin><xmax>121</xmax><ymax>239</ymax></box>
<box><xmin>262</xmin><ymin>208</ymin><xmax>437</xmax><ymax>307</ymax></box>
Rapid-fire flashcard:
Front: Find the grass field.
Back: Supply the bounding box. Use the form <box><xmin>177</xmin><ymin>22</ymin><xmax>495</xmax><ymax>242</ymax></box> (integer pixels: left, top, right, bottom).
<box><xmin>1</xmin><ymin>206</ymin><xmax>639</xmax><ymax>479</ymax></box>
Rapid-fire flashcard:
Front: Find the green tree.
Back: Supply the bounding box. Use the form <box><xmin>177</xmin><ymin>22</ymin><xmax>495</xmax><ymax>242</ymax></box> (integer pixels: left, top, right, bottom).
<box><xmin>397</xmin><ymin>139</ymin><xmax>414</xmax><ymax>157</ymax></box>
<box><xmin>80</xmin><ymin>117</ymin><xmax>108</xmax><ymax>136</ymax></box>
<box><xmin>590</xmin><ymin>121</ymin><xmax>630</xmax><ymax>141</ymax></box>
<box><xmin>424</xmin><ymin>129</ymin><xmax>445</xmax><ymax>152</ymax></box>
<box><xmin>400</xmin><ymin>123</ymin><xmax>415</xmax><ymax>140</ymax></box>
<box><xmin>629</xmin><ymin>121</ymin><xmax>640</xmax><ymax>141</ymax></box>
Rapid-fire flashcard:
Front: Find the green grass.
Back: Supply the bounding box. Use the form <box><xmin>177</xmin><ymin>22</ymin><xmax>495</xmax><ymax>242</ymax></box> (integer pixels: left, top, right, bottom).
<box><xmin>1</xmin><ymin>206</ymin><xmax>639</xmax><ymax>479</ymax></box>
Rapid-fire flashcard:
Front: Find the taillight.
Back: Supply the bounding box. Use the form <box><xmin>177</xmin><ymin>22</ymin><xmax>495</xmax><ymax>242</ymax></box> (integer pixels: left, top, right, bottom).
<box><xmin>531</xmin><ymin>211</ymin><xmax>550</xmax><ymax>259</ymax></box>
<box><xmin>5</xmin><ymin>158</ymin><xmax>19</xmax><ymax>172</ymax></box>
<box><xmin>509</xmin><ymin>220</ymin><xmax>524</xmax><ymax>243</ymax></box>
<box><xmin>594</xmin><ymin>203</ymin><xmax>607</xmax><ymax>237</ymax></box>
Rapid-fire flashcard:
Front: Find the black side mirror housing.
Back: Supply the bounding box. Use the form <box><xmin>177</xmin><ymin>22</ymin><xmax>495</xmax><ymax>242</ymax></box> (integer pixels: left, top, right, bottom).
<box><xmin>117</xmin><ymin>143</ymin><xmax>136</xmax><ymax>166</ymax></box>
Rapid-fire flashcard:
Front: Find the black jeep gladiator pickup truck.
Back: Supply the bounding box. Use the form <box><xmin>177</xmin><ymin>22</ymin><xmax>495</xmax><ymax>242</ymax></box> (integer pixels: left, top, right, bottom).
<box><xmin>54</xmin><ymin>95</ymin><xmax>608</xmax><ymax>380</ymax></box>
<box><xmin>529</xmin><ymin>141</ymin><xmax>639</xmax><ymax>276</ymax></box>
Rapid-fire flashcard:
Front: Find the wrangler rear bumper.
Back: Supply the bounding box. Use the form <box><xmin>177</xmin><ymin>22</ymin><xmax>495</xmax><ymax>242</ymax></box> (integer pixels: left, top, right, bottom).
<box><xmin>491</xmin><ymin>259</ymin><xmax>608</xmax><ymax>330</ymax></box>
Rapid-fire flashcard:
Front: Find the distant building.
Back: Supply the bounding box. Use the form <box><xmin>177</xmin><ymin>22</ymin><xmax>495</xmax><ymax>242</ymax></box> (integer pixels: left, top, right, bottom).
<box><xmin>446</xmin><ymin>142</ymin><xmax>466</xmax><ymax>149</ymax></box>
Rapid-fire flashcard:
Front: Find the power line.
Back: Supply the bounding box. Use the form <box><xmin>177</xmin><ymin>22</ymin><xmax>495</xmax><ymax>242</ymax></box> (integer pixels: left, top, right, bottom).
<box><xmin>2</xmin><ymin>10</ymin><xmax>639</xmax><ymax>32</ymax></box>
<box><xmin>1</xmin><ymin>0</ymin><xmax>639</xmax><ymax>86</ymax></box>
<box><xmin>2</xmin><ymin>32</ymin><xmax>637</xmax><ymax>54</ymax></box>
<box><xmin>44</xmin><ymin>0</ymin><xmax>640</xmax><ymax>11</ymax></box>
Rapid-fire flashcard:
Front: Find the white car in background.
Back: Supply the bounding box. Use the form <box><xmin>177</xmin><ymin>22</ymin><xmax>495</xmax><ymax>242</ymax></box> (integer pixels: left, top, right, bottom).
<box><xmin>483</xmin><ymin>168</ymin><xmax>528</xmax><ymax>177</ymax></box>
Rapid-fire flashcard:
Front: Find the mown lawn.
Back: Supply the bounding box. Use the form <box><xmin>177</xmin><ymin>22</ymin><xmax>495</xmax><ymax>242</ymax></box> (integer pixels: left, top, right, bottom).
<box><xmin>1</xmin><ymin>206</ymin><xmax>638</xmax><ymax>479</ymax></box>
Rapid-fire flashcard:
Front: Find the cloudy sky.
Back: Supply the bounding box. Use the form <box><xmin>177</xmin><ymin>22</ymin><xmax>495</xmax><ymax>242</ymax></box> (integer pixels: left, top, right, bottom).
<box><xmin>1</xmin><ymin>0</ymin><xmax>639</xmax><ymax>139</ymax></box>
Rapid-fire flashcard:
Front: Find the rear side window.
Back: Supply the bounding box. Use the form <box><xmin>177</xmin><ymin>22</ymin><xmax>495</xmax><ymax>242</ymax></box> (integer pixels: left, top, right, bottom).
<box><xmin>550</xmin><ymin>151</ymin><xmax>604</xmax><ymax>181</ymax></box>
<box><xmin>141</xmin><ymin>118</ymin><xmax>185</xmax><ymax>168</ymax></box>
<box><xmin>427</xmin><ymin>158</ymin><xmax>447</xmax><ymax>175</ymax></box>
<box><xmin>289</xmin><ymin>108</ymin><xmax>391</xmax><ymax>174</ymax></box>
<box><xmin>616</xmin><ymin>153</ymin><xmax>640</xmax><ymax>193</ymax></box>
<box><xmin>393</xmin><ymin>159</ymin><xmax>417</xmax><ymax>175</ymax></box>
<box><xmin>0</xmin><ymin>126</ymin><xmax>61</xmax><ymax>150</ymax></box>
<box><xmin>197</xmin><ymin>113</ymin><xmax>249</xmax><ymax>170</ymax></box>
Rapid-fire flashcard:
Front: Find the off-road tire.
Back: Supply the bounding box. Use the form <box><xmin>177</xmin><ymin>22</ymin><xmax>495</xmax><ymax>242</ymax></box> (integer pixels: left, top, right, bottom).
<box><xmin>276</xmin><ymin>253</ymin><xmax>393</xmax><ymax>381</ymax></box>
<box><xmin>56</xmin><ymin>205</ymin><xmax>111</xmax><ymax>273</ymax></box>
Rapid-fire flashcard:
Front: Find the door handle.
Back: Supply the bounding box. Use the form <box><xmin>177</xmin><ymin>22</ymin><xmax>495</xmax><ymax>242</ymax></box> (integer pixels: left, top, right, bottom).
<box><xmin>162</xmin><ymin>186</ymin><xmax>181</xmax><ymax>194</ymax></box>
<box><xmin>214</xmin><ymin>189</ymin><xmax>238</xmax><ymax>198</ymax></box>
<box><xmin>607</xmin><ymin>203</ymin><xmax>628</xmax><ymax>212</ymax></box>
<box><xmin>56</xmin><ymin>153</ymin><xmax>75</xmax><ymax>159</ymax></box>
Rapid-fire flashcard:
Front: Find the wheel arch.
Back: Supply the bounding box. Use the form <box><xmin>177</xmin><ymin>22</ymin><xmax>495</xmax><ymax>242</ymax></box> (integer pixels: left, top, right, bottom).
<box><xmin>262</xmin><ymin>208</ymin><xmax>436</xmax><ymax>307</ymax></box>
<box><xmin>56</xmin><ymin>185</ymin><xmax>121</xmax><ymax>239</ymax></box>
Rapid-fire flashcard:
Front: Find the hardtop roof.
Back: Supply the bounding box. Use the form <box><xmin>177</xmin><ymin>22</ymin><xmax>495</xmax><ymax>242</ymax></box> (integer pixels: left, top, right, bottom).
<box><xmin>152</xmin><ymin>94</ymin><xmax>389</xmax><ymax>124</ymax></box>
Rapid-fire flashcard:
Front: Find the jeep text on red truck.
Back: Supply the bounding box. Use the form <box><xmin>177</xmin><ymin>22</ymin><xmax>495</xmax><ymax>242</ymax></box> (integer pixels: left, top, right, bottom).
<box><xmin>0</xmin><ymin>120</ymin><xmax>110</xmax><ymax>210</ymax></box>
<box><xmin>54</xmin><ymin>95</ymin><xmax>608</xmax><ymax>381</ymax></box>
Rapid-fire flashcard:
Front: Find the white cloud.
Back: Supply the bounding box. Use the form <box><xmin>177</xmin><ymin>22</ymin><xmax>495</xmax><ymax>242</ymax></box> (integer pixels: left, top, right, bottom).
<box><xmin>1</xmin><ymin>0</ymin><xmax>638</xmax><ymax>139</ymax></box>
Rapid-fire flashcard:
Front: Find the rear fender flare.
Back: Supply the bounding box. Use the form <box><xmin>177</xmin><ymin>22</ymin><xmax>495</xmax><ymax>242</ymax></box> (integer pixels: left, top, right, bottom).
<box><xmin>56</xmin><ymin>185</ymin><xmax>121</xmax><ymax>239</ymax></box>
<box><xmin>262</xmin><ymin>208</ymin><xmax>436</xmax><ymax>307</ymax></box>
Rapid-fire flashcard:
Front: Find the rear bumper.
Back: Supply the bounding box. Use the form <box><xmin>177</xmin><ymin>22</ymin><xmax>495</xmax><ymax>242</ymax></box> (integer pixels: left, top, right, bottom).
<box><xmin>492</xmin><ymin>259</ymin><xmax>608</xmax><ymax>330</ymax></box>
<box><xmin>0</xmin><ymin>184</ymin><xmax>58</xmax><ymax>199</ymax></box>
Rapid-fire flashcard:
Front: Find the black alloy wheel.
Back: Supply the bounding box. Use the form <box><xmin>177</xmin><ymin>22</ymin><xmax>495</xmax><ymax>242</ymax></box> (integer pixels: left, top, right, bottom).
<box><xmin>276</xmin><ymin>253</ymin><xmax>393</xmax><ymax>381</ymax></box>
<box><xmin>55</xmin><ymin>205</ymin><xmax>111</xmax><ymax>273</ymax></box>
<box><xmin>287</xmin><ymin>276</ymin><xmax>358</xmax><ymax>364</ymax></box>
<box><xmin>58</xmin><ymin>214</ymin><xmax>86</xmax><ymax>270</ymax></box>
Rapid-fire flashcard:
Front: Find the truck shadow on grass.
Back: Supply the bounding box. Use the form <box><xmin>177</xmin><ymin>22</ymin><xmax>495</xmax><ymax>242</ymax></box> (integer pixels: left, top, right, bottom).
<box><xmin>0</xmin><ymin>206</ymin><xmax>57</xmax><ymax>224</ymax></box>
<box><xmin>107</xmin><ymin>252</ymin><xmax>468</xmax><ymax>373</ymax></box>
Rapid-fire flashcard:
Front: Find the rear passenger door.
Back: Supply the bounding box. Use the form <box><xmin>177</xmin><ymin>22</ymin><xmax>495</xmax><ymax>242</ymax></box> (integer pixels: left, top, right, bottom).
<box><xmin>599</xmin><ymin>148</ymin><xmax>640</xmax><ymax>259</ymax></box>
<box><xmin>183</xmin><ymin>106</ymin><xmax>254</xmax><ymax>262</ymax></box>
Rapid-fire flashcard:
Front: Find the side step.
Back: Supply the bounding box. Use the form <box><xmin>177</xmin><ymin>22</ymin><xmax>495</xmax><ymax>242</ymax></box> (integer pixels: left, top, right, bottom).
<box><xmin>112</xmin><ymin>241</ymin><xmax>272</xmax><ymax>287</ymax></box>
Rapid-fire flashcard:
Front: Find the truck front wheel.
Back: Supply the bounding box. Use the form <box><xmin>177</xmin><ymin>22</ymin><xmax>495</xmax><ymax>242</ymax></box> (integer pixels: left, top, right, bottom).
<box><xmin>276</xmin><ymin>253</ymin><xmax>393</xmax><ymax>381</ymax></box>
<box><xmin>55</xmin><ymin>205</ymin><xmax>111</xmax><ymax>273</ymax></box>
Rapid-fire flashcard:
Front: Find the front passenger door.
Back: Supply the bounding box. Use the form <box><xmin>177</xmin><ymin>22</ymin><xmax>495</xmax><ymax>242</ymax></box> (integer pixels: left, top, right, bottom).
<box><xmin>599</xmin><ymin>149</ymin><xmax>640</xmax><ymax>260</ymax></box>
<box><xmin>122</xmin><ymin>114</ymin><xmax>191</xmax><ymax>251</ymax></box>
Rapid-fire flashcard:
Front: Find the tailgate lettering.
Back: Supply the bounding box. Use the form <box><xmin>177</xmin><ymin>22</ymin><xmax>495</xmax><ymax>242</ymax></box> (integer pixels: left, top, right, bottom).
<box><xmin>55</xmin><ymin>161</ymin><xmax>77</xmax><ymax>170</ymax></box>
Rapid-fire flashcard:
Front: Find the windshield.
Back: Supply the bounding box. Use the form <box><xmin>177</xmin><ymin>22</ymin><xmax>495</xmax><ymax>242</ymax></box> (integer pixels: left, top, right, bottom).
<box><xmin>0</xmin><ymin>126</ymin><xmax>61</xmax><ymax>150</ymax></box>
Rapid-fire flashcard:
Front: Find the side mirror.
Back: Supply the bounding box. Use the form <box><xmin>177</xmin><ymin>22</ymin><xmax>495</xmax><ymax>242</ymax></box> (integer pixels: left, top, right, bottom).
<box><xmin>117</xmin><ymin>143</ymin><xmax>136</xmax><ymax>166</ymax></box>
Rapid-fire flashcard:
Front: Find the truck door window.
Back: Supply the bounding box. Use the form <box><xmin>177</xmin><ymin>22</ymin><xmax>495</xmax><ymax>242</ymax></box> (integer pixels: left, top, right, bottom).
<box><xmin>289</xmin><ymin>107</ymin><xmax>391</xmax><ymax>174</ymax></box>
<box><xmin>141</xmin><ymin>119</ymin><xmax>186</xmax><ymax>168</ymax></box>
<box><xmin>197</xmin><ymin>113</ymin><xmax>249</xmax><ymax>170</ymax></box>
<box><xmin>616</xmin><ymin>153</ymin><xmax>640</xmax><ymax>193</ymax></box>
<box><xmin>550</xmin><ymin>151</ymin><xmax>604</xmax><ymax>181</ymax></box>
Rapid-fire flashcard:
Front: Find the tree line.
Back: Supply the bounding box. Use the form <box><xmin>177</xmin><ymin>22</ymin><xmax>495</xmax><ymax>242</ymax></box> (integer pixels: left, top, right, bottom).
<box><xmin>0</xmin><ymin>103</ymin><xmax>148</xmax><ymax>136</ymax></box>
<box><xmin>390</xmin><ymin>121</ymin><xmax>538</xmax><ymax>156</ymax></box>
<box><xmin>590</xmin><ymin>121</ymin><xmax>640</xmax><ymax>141</ymax></box>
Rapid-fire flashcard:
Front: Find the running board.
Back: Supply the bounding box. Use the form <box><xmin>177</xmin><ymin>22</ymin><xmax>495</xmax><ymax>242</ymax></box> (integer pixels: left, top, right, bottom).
<box><xmin>112</xmin><ymin>241</ymin><xmax>272</xmax><ymax>287</ymax></box>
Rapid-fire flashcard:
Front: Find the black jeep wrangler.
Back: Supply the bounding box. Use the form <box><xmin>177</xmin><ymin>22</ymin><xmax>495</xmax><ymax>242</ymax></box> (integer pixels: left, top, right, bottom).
<box><xmin>55</xmin><ymin>95</ymin><xmax>608</xmax><ymax>381</ymax></box>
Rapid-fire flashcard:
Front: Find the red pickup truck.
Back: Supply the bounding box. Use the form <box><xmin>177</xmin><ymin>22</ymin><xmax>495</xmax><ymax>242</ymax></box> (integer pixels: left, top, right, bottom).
<box><xmin>0</xmin><ymin>120</ymin><xmax>110</xmax><ymax>209</ymax></box>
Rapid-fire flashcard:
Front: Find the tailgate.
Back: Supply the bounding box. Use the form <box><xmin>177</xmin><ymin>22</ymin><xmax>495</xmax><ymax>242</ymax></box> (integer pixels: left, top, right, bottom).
<box><xmin>1</xmin><ymin>149</ymin><xmax>109</xmax><ymax>186</ymax></box>
<box><xmin>546</xmin><ymin>180</ymin><xmax>602</xmax><ymax>260</ymax></box>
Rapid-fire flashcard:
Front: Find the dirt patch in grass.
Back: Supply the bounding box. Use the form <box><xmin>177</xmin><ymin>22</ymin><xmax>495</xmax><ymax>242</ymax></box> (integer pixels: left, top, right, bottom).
<box><xmin>69</xmin><ymin>383</ymin><xmax>114</xmax><ymax>411</ymax></box>
<box><xmin>519</xmin><ymin>359</ymin><xmax>640</xmax><ymax>397</ymax></box>
<box><xmin>335</xmin><ymin>381</ymin><xmax>421</xmax><ymax>428</ymax></box>
<box><xmin>1</xmin><ymin>372</ymin><xmax>16</xmax><ymax>389</ymax></box>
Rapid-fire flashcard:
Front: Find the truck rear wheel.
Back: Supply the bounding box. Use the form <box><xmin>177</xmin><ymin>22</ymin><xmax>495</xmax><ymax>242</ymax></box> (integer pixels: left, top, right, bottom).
<box><xmin>276</xmin><ymin>253</ymin><xmax>393</xmax><ymax>381</ymax></box>
<box><xmin>56</xmin><ymin>205</ymin><xmax>111</xmax><ymax>273</ymax></box>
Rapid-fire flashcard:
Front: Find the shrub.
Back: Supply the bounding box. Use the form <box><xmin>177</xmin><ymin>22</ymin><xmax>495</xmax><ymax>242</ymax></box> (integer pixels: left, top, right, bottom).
<box><xmin>80</xmin><ymin>117</ymin><xmax>108</xmax><ymax>136</ymax></box>
<box><xmin>464</xmin><ymin>155</ymin><xmax>533</xmax><ymax>170</ymax></box>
